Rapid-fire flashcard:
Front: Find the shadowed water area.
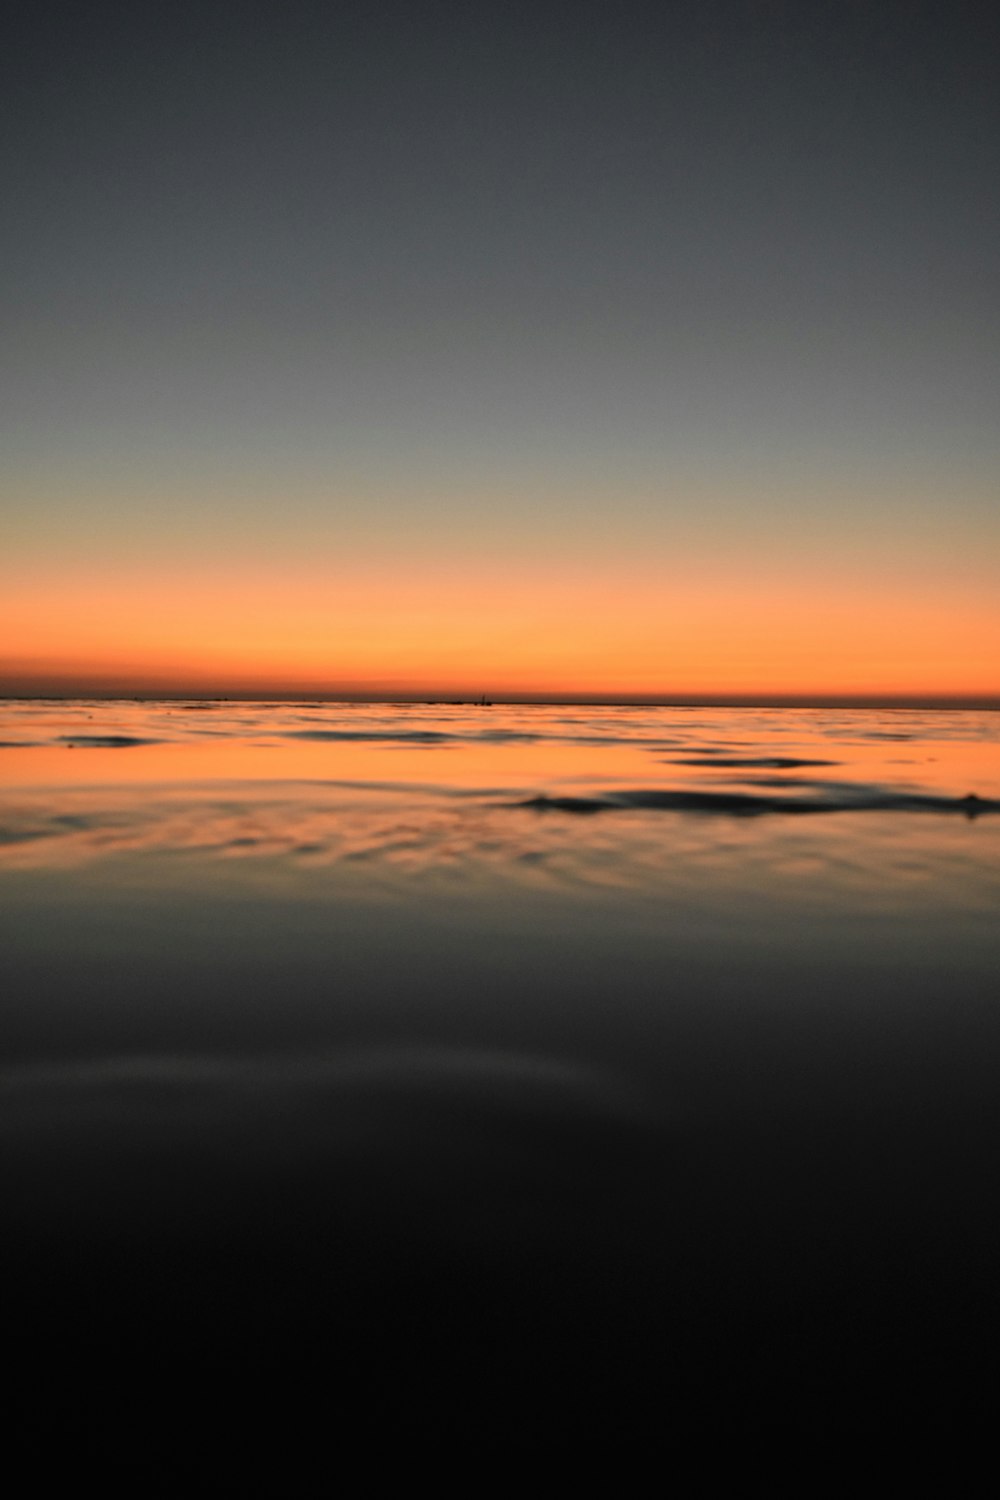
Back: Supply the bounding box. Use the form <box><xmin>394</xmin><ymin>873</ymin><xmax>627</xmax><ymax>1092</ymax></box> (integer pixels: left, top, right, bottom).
<box><xmin>3</xmin><ymin>701</ymin><xmax>999</xmax><ymax>1464</ymax></box>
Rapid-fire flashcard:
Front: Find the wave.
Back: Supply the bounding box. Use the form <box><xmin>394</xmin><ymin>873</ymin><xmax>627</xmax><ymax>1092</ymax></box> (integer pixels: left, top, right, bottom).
<box><xmin>515</xmin><ymin>788</ymin><xmax>998</xmax><ymax>818</ymax></box>
<box><xmin>287</xmin><ymin>728</ymin><xmax>536</xmax><ymax>744</ymax></box>
<box><xmin>667</xmin><ymin>756</ymin><xmax>838</xmax><ymax>769</ymax></box>
<box><xmin>55</xmin><ymin>734</ymin><xmax>163</xmax><ymax>748</ymax></box>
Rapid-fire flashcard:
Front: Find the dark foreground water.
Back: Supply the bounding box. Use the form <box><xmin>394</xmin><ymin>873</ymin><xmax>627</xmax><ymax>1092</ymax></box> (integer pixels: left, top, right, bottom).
<box><xmin>2</xmin><ymin>701</ymin><xmax>999</xmax><ymax>1467</ymax></box>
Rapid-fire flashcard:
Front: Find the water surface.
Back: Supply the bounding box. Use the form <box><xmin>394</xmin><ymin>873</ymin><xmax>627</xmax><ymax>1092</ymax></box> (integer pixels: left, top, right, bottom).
<box><xmin>3</xmin><ymin>701</ymin><xmax>998</xmax><ymax>1459</ymax></box>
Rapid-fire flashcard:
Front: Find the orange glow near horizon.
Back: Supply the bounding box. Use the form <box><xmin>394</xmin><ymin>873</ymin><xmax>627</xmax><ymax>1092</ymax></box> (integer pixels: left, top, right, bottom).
<box><xmin>3</xmin><ymin>558</ymin><xmax>998</xmax><ymax>703</ymax></box>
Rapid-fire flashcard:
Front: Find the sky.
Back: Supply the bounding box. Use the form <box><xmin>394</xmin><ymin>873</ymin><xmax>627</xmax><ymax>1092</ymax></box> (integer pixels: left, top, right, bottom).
<box><xmin>3</xmin><ymin>0</ymin><xmax>998</xmax><ymax>702</ymax></box>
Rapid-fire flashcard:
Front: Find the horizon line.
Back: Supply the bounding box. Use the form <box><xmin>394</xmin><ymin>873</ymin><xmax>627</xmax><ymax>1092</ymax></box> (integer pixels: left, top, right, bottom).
<box><xmin>2</xmin><ymin>689</ymin><xmax>998</xmax><ymax>711</ymax></box>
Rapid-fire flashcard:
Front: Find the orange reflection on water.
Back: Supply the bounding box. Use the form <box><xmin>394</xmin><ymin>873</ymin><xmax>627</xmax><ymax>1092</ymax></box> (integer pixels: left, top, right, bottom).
<box><xmin>0</xmin><ymin>735</ymin><xmax>656</xmax><ymax>793</ymax></box>
<box><xmin>1</xmin><ymin>702</ymin><xmax>998</xmax><ymax>799</ymax></box>
<box><xmin>1</xmin><ymin>704</ymin><xmax>998</xmax><ymax>894</ymax></box>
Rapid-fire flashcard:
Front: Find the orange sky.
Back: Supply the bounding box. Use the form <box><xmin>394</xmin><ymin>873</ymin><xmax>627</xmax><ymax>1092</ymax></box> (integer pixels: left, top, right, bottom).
<box><xmin>3</xmin><ymin>556</ymin><xmax>997</xmax><ymax>703</ymax></box>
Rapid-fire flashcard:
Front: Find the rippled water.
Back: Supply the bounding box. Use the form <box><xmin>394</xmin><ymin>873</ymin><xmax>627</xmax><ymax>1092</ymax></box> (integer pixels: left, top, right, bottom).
<box><xmin>3</xmin><ymin>700</ymin><xmax>999</xmax><ymax>1459</ymax></box>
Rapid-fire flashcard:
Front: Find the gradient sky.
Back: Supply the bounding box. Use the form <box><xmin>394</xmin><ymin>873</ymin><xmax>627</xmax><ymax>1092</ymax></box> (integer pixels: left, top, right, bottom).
<box><xmin>3</xmin><ymin>0</ymin><xmax>998</xmax><ymax>700</ymax></box>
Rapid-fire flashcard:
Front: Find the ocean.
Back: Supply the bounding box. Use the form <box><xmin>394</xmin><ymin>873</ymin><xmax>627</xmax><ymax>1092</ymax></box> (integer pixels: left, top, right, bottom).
<box><xmin>3</xmin><ymin>700</ymin><xmax>998</xmax><ymax>1463</ymax></box>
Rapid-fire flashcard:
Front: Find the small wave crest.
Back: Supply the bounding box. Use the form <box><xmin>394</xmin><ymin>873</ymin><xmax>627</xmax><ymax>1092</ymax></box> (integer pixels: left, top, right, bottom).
<box><xmin>55</xmin><ymin>735</ymin><xmax>162</xmax><ymax>748</ymax></box>
<box><xmin>667</xmin><ymin>756</ymin><xmax>839</xmax><ymax>768</ymax></box>
<box><xmin>516</xmin><ymin>788</ymin><xmax>998</xmax><ymax>818</ymax></box>
<box><xmin>288</xmin><ymin>728</ymin><xmax>539</xmax><ymax>744</ymax></box>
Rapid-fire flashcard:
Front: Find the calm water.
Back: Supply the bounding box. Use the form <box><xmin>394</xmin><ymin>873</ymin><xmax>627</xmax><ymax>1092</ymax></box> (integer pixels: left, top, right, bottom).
<box><xmin>3</xmin><ymin>700</ymin><xmax>999</xmax><ymax>1460</ymax></box>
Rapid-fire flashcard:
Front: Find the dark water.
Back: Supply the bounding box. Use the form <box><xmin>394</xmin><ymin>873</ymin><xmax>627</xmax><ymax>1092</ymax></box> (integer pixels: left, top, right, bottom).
<box><xmin>2</xmin><ymin>702</ymin><xmax>999</xmax><ymax>1466</ymax></box>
